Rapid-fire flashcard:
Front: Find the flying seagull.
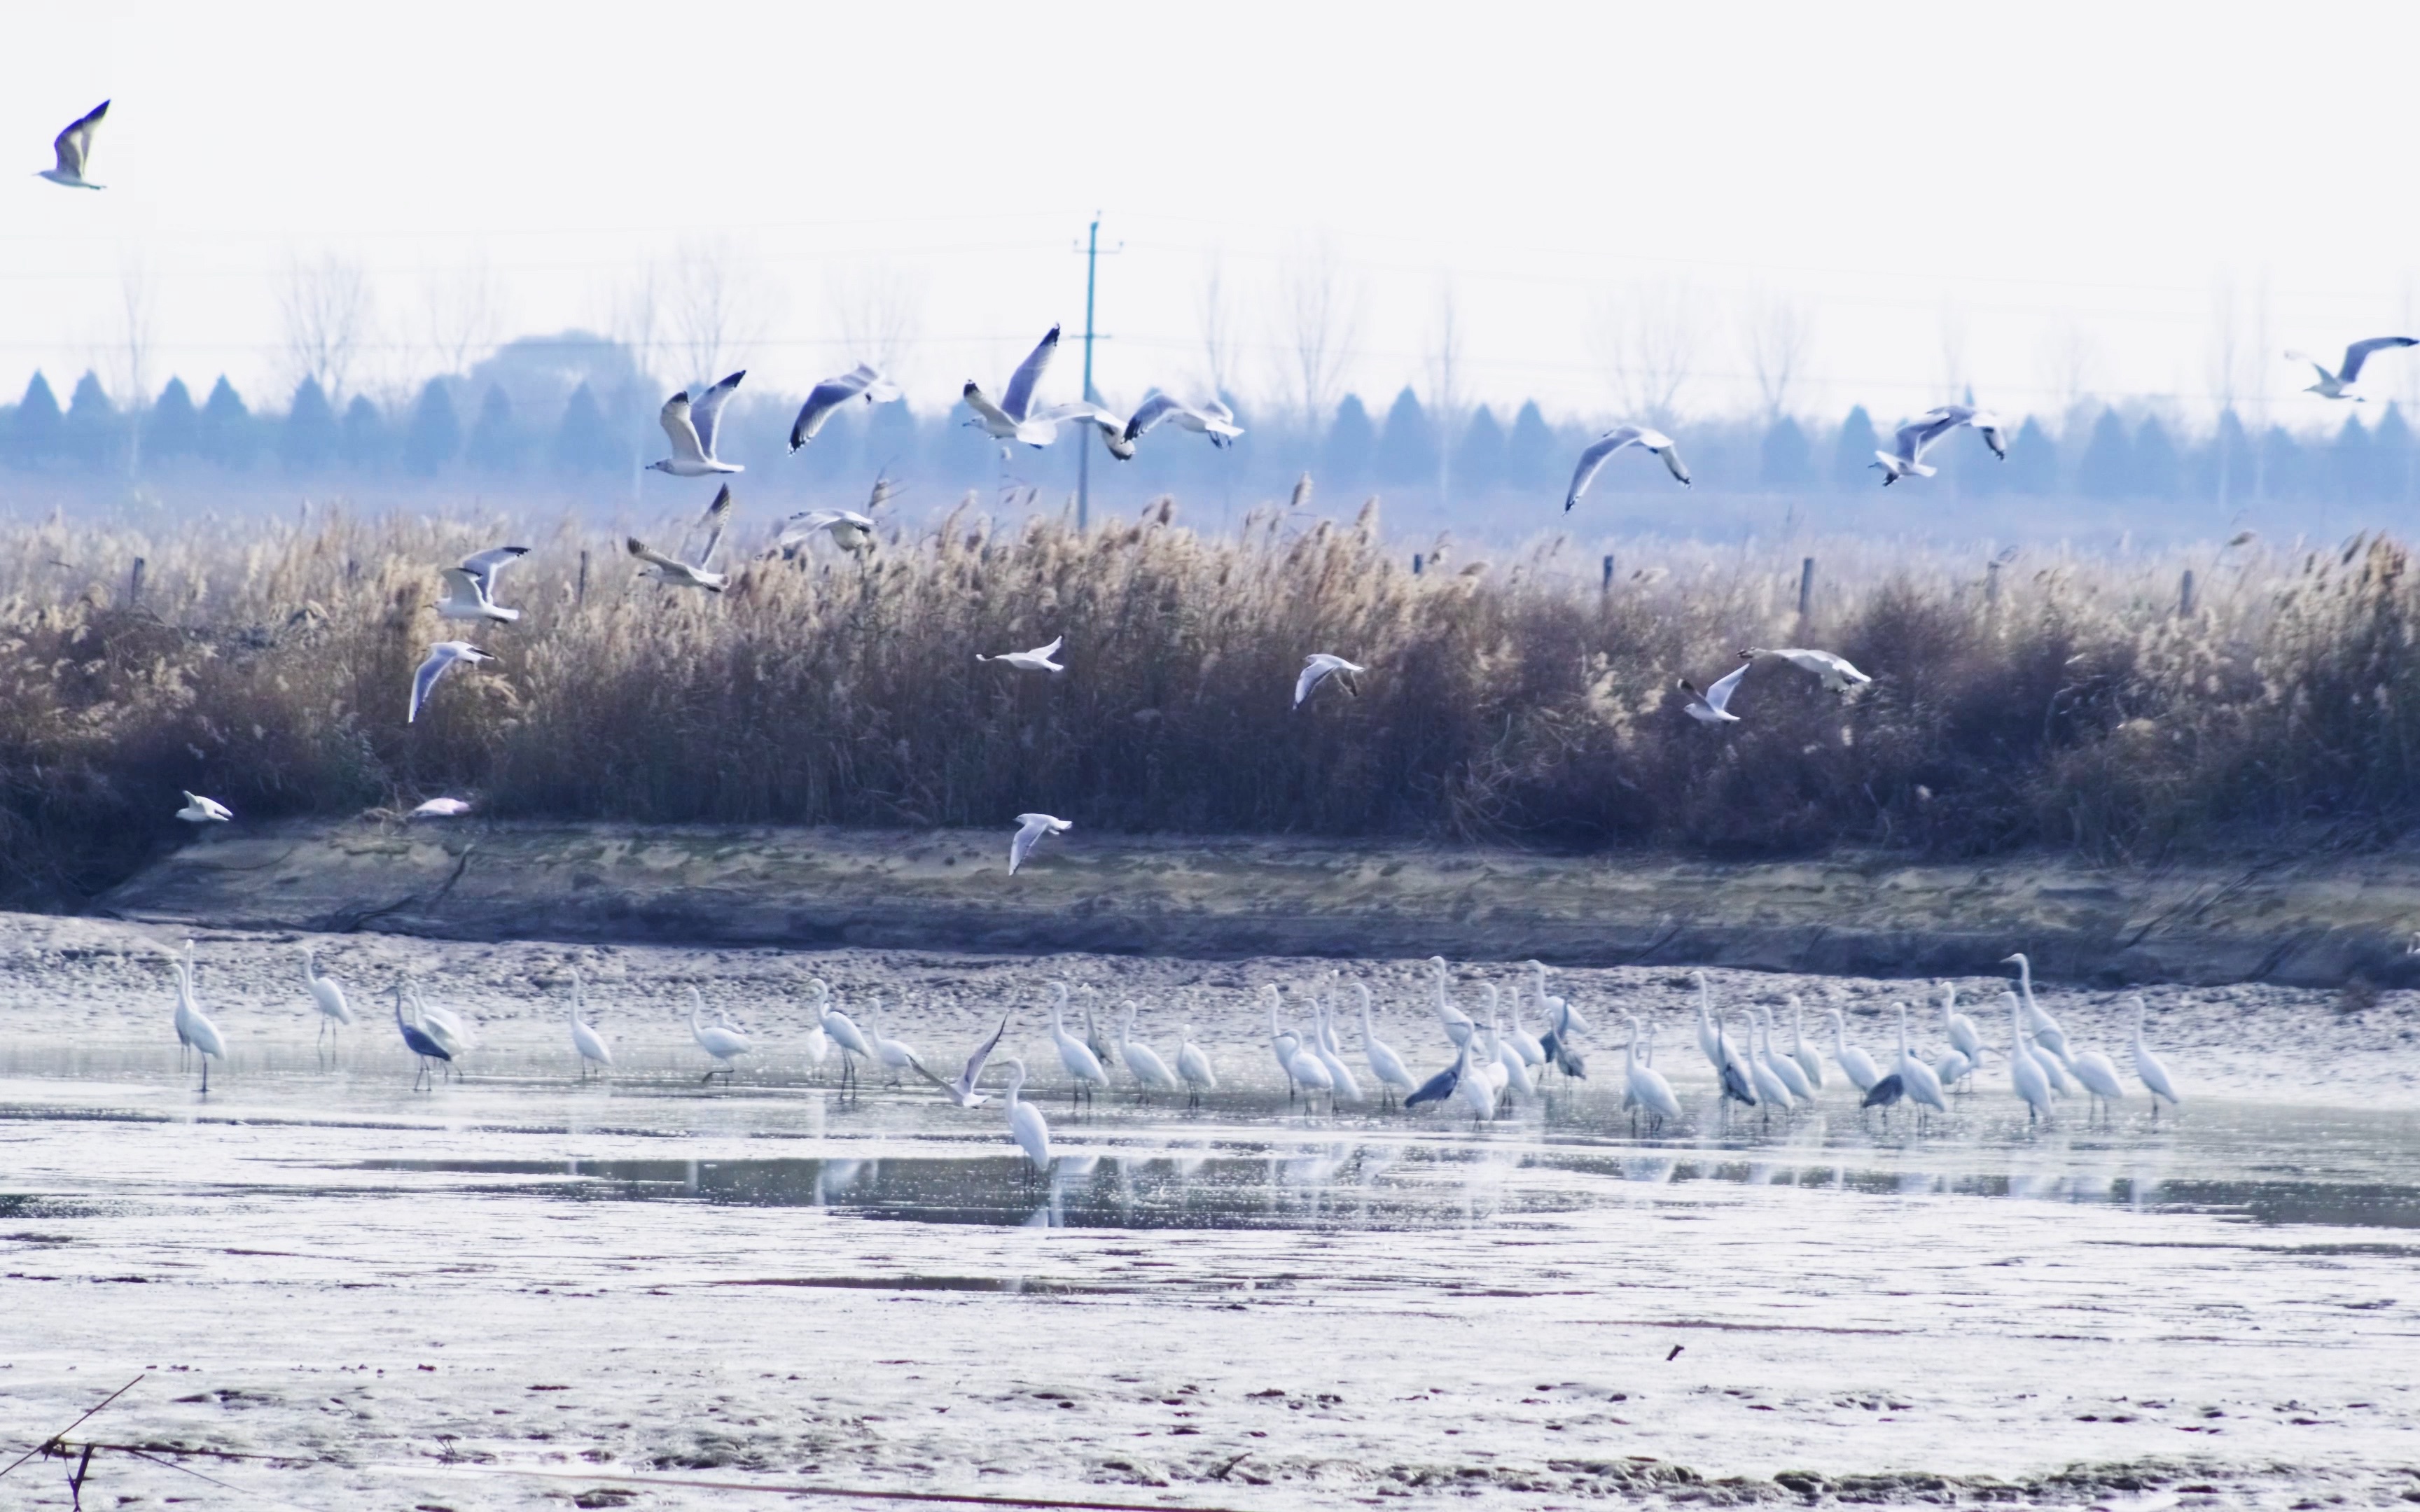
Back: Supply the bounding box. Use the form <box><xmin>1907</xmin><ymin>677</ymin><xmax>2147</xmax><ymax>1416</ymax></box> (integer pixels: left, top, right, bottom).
<box><xmin>777</xmin><ymin>475</ymin><xmax>893</xmax><ymax>559</ymax></box>
<box><xmin>1122</xmin><ymin>393</ymin><xmax>1244</xmax><ymax>449</ymax></box>
<box><xmin>629</xmin><ymin>484</ymin><xmax>733</xmax><ymax>591</ymax></box>
<box><xmin>1038</xmin><ymin>401</ymin><xmax>1137</xmax><ymax>459</ymax></box>
<box><xmin>1940</xmin><ymin>405</ymin><xmax>2010</xmax><ymax>461</ymax></box>
<box><xmin>1293</xmin><ymin>653</ymin><xmax>1365</xmax><ymax>709</ymax></box>
<box><xmin>1564</xmin><ymin>426</ymin><xmax>1690</xmax><ymax>510</ymax></box>
<box><xmin>978</xmin><ymin>635</ymin><xmax>1065</xmax><ymax>673</ymax></box>
<box><xmin>176</xmin><ymin>791</ymin><xmax>232</xmax><ymax>823</ymax></box>
<box><xmin>648</xmin><ymin>372</ymin><xmax>745</xmax><ymax>475</ymax></box>
<box><xmin>963</xmin><ymin>326</ymin><xmax>1069</xmax><ymax>448</ymax></box>
<box><xmin>1870</xmin><ymin>410</ymin><xmax>1968</xmax><ymax>485</ymax></box>
<box><xmin>2287</xmin><ymin>337</ymin><xmax>2420</xmax><ymax>400</ymax></box>
<box><xmin>410</xmin><ymin>797</ymin><xmax>473</xmax><ymax>819</ymax></box>
<box><xmin>1677</xmin><ymin>662</ymin><xmax>1749</xmax><ymax>724</ymax></box>
<box><xmin>911</xmin><ymin>1011</ymin><xmax>1014</xmax><ymax>1107</ymax></box>
<box><xmin>436</xmin><ymin>545</ymin><xmax>529</xmax><ymax>622</ymax></box>
<box><xmin>1008</xmin><ymin>813</ymin><xmax>1072</xmax><ymax>875</ymax></box>
<box><xmin>409</xmin><ymin>642</ymin><xmax>496</xmax><ymax>723</ymax></box>
<box><xmin>38</xmin><ymin>102</ymin><xmax>106</xmax><ymax>190</ymax></box>
<box><xmin>1741</xmin><ymin>646</ymin><xmax>1871</xmax><ymax>693</ymax></box>
<box><xmin>788</xmin><ymin>363</ymin><xmax>902</xmax><ymax>451</ymax></box>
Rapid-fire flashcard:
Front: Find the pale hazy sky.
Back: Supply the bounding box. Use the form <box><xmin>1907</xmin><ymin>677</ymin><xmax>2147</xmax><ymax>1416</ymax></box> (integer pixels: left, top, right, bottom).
<box><xmin>6</xmin><ymin>1</ymin><xmax>2418</xmax><ymax>429</ymax></box>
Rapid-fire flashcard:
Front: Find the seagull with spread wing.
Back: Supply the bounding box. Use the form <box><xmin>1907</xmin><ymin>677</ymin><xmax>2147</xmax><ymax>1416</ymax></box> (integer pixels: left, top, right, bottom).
<box><xmin>648</xmin><ymin>372</ymin><xmax>745</xmax><ymax>475</ymax></box>
<box><xmin>436</xmin><ymin>545</ymin><xmax>529</xmax><ymax>623</ymax></box>
<box><xmin>1564</xmin><ymin>426</ymin><xmax>1690</xmax><ymax>510</ymax></box>
<box><xmin>788</xmin><ymin>363</ymin><xmax>902</xmax><ymax>451</ymax></box>
<box><xmin>778</xmin><ymin>475</ymin><xmax>893</xmax><ymax>559</ymax></box>
<box><xmin>964</xmin><ymin>326</ymin><xmax>1085</xmax><ymax>449</ymax></box>
<box><xmin>1741</xmin><ymin>646</ymin><xmax>1871</xmax><ymax>693</ymax></box>
<box><xmin>1122</xmin><ymin>393</ymin><xmax>1244</xmax><ymax>450</ymax></box>
<box><xmin>176</xmin><ymin>791</ymin><xmax>232</xmax><ymax>823</ymax></box>
<box><xmin>408</xmin><ymin>642</ymin><xmax>496</xmax><ymax>723</ymax></box>
<box><xmin>37</xmin><ymin>102</ymin><xmax>107</xmax><ymax>189</ymax></box>
<box><xmin>1293</xmin><ymin>653</ymin><xmax>1365</xmax><ymax>709</ymax></box>
<box><xmin>1678</xmin><ymin>662</ymin><xmax>1749</xmax><ymax>724</ymax></box>
<box><xmin>1008</xmin><ymin>813</ymin><xmax>1071</xmax><ymax>875</ymax></box>
<box><xmin>628</xmin><ymin>484</ymin><xmax>733</xmax><ymax>591</ymax></box>
<box><xmin>2287</xmin><ymin>337</ymin><xmax>2420</xmax><ymax>400</ymax></box>
<box><xmin>978</xmin><ymin>635</ymin><xmax>1064</xmax><ymax>673</ymax></box>
<box><xmin>912</xmin><ymin>1012</ymin><xmax>1014</xmax><ymax>1107</ymax></box>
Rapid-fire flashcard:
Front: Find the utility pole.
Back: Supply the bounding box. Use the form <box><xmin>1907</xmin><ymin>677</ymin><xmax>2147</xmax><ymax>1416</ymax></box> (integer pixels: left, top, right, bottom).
<box><xmin>1074</xmin><ymin>213</ymin><xmax>1119</xmax><ymax>531</ymax></box>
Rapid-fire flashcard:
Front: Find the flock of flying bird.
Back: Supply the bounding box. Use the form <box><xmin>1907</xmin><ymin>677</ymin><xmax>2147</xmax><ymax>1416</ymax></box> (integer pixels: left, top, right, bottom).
<box><xmin>162</xmin><ymin>940</ymin><xmax>2183</xmax><ymax>1170</ymax></box>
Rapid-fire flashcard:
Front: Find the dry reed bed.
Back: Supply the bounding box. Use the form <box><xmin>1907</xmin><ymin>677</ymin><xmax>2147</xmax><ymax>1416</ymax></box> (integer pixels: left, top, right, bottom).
<box><xmin>0</xmin><ymin>496</ymin><xmax>2412</xmax><ymax>903</ymax></box>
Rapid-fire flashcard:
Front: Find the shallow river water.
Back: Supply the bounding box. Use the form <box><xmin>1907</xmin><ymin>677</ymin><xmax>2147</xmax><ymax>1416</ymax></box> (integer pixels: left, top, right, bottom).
<box><xmin>0</xmin><ymin>919</ymin><xmax>2416</xmax><ymax>1508</ymax></box>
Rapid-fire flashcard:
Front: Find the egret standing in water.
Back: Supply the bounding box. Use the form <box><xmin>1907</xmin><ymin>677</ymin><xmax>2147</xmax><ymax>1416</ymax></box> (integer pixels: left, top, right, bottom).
<box><xmin>302</xmin><ymin>945</ymin><xmax>352</xmax><ymax>1057</ymax></box>
<box><xmin>999</xmin><ymin>1056</ymin><xmax>1053</xmax><ymax>1174</ymax></box>
<box><xmin>1048</xmin><ymin>982</ymin><xmax>1109</xmax><ymax>1106</ymax></box>
<box><xmin>1893</xmin><ymin>1003</ymin><xmax>1949</xmax><ymax>1124</ymax></box>
<box><xmin>567</xmin><ymin>967</ymin><xmax>613</xmax><ymax>1078</ymax></box>
<box><xmin>1175</xmin><ymin>1025</ymin><xmax>1217</xmax><ymax>1109</ymax></box>
<box><xmin>1115</xmin><ymin>1002</ymin><xmax>1182</xmax><ymax>1100</ymax></box>
<box><xmin>1828</xmin><ymin>1007</ymin><xmax>1882</xmax><ymax>1093</ymax></box>
<box><xmin>1357</xmin><ymin>983</ymin><xmax>1416</xmax><ymax>1109</ymax></box>
<box><xmin>1624</xmin><ymin>1017</ymin><xmax>1682</xmax><ymax>1132</ymax></box>
<box><xmin>2008</xmin><ymin>995</ymin><xmax>2054</xmax><ymax>1124</ymax></box>
<box><xmin>820</xmin><ymin>987</ymin><xmax>875</xmax><ymax>1096</ymax></box>
<box><xmin>2130</xmin><ymin>997</ymin><xmax>2182</xmax><ymax>1114</ymax></box>
<box><xmin>688</xmin><ymin>988</ymin><xmax>750</xmax><ymax>1084</ymax></box>
<box><xmin>172</xmin><ymin>943</ymin><xmax>227</xmax><ymax>1093</ymax></box>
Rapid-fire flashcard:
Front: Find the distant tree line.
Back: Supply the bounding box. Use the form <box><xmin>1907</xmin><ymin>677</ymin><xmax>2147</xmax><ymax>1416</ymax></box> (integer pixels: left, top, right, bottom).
<box><xmin>5</xmin><ymin>336</ymin><xmax>2415</xmax><ymax>510</ymax></box>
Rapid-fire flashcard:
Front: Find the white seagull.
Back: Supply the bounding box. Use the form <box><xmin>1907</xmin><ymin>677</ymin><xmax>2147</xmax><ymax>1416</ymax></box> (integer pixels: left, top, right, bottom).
<box><xmin>628</xmin><ymin>483</ymin><xmax>734</xmax><ymax>592</ymax></box>
<box><xmin>1294</xmin><ymin>653</ymin><xmax>1365</xmax><ymax>709</ymax></box>
<box><xmin>1741</xmin><ymin>647</ymin><xmax>1870</xmax><ymax>694</ymax></box>
<box><xmin>963</xmin><ymin>326</ymin><xmax>1068</xmax><ymax>448</ymax></box>
<box><xmin>778</xmin><ymin>475</ymin><xmax>893</xmax><ymax>559</ymax></box>
<box><xmin>2288</xmin><ymin>337</ymin><xmax>2419</xmax><ymax>401</ymax></box>
<box><xmin>1122</xmin><ymin>393</ymin><xmax>1244</xmax><ymax>449</ymax></box>
<box><xmin>39</xmin><ymin>102</ymin><xmax>107</xmax><ymax>190</ymax></box>
<box><xmin>1009</xmin><ymin>813</ymin><xmax>1071</xmax><ymax>875</ymax></box>
<box><xmin>648</xmin><ymin>372</ymin><xmax>746</xmax><ymax>475</ymax></box>
<box><xmin>978</xmin><ymin>635</ymin><xmax>1065</xmax><ymax>673</ymax></box>
<box><xmin>1563</xmin><ymin>426</ymin><xmax>1690</xmax><ymax>510</ymax></box>
<box><xmin>788</xmin><ymin>363</ymin><xmax>902</xmax><ymax>450</ymax></box>
<box><xmin>1035</xmin><ymin>401</ymin><xmax>1136</xmax><ymax>459</ymax></box>
<box><xmin>912</xmin><ymin>1011</ymin><xmax>1013</xmax><ymax>1108</ymax></box>
<box><xmin>1872</xmin><ymin>406</ymin><xmax>2001</xmax><ymax>484</ymax></box>
<box><xmin>408</xmin><ymin>641</ymin><xmax>496</xmax><ymax>723</ymax></box>
<box><xmin>409</xmin><ymin>797</ymin><xmax>473</xmax><ymax>819</ymax></box>
<box><xmin>176</xmin><ymin>791</ymin><xmax>232</xmax><ymax>824</ymax></box>
<box><xmin>436</xmin><ymin>546</ymin><xmax>529</xmax><ymax>623</ymax></box>
<box><xmin>1677</xmin><ymin>662</ymin><xmax>1748</xmax><ymax>723</ymax></box>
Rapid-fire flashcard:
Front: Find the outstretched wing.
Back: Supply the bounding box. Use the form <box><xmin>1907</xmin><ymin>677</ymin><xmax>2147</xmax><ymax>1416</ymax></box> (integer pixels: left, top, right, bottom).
<box><xmin>1293</xmin><ymin>656</ymin><xmax>1337</xmax><ymax>709</ymax></box>
<box><xmin>459</xmin><ymin>545</ymin><xmax>528</xmax><ymax>596</ymax></box>
<box><xmin>626</xmin><ymin>536</ymin><xmax>688</xmax><ymax>572</ymax></box>
<box><xmin>1702</xmin><ymin>659</ymin><xmax>1751</xmax><ymax>714</ymax></box>
<box><xmin>1008</xmin><ymin>816</ymin><xmax>1046</xmax><ymax>874</ymax></box>
<box><xmin>1122</xmin><ymin>393</ymin><xmax>1185</xmax><ymax>442</ymax></box>
<box><xmin>697</xmin><ymin>484</ymin><xmax>734</xmax><ymax>568</ymax></box>
<box><xmin>2339</xmin><ymin>336</ymin><xmax>2419</xmax><ymax>384</ymax></box>
<box><xmin>789</xmin><ymin>371</ymin><xmax>870</xmax><ymax>450</ymax></box>
<box><xmin>437</xmin><ymin>566</ymin><xmax>487</xmax><ymax>612</ymax></box>
<box><xmin>1564</xmin><ymin>426</ymin><xmax>1645</xmax><ymax>510</ymax></box>
<box><xmin>53</xmin><ymin>100</ymin><xmax>106</xmax><ymax>177</ymax></box>
<box><xmin>1001</xmin><ymin>326</ymin><xmax>1061</xmax><ymax>421</ymax></box>
<box><xmin>689</xmin><ymin>371</ymin><xmax>745</xmax><ymax>458</ymax></box>
<box><xmin>408</xmin><ymin>645</ymin><xmax>457</xmax><ymax>723</ymax></box>
<box><xmin>959</xmin><ymin>1011</ymin><xmax>1012</xmax><ymax>1091</ymax></box>
<box><xmin>962</xmin><ymin>382</ymin><xmax>1015</xmax><ymax>430</ymax></box>
<box><xmin>658</xmin><ymin>392</ymin><xmax>706</xmax><ymax>464</ymax></box>
<box><xmin>1404</xmin><ymin>1056</ymin><xmax>1461</xmax><ymax>1107</ymax></box>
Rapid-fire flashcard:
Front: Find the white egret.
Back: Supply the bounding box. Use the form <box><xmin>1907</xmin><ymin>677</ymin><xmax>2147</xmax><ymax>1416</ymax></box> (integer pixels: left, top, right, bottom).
<box><xmin>410</xmin><ymin>986</ymin><xmax>478</xmax><ymax>1059</ymax></box>
<box><xmin>1933</xmin><ymin>1046</ymin><xmax>1973</xmax><ymax>1093</ymax></box>
<box><xmin>1311</xmin><ymin>995</ymin><xmax>1364</xmax><ymax>1105</ymax></box>
<box><xmin>2130</xmin><ymin>997</ymin><xmax>2181</xmax><ymax>1112</ymax></box>
<box><xmin>1716</xmin><ymin>1014</ymin><xmax>1760</xmax><ymax>1116</ymax></box>
<box><xmin>648</xmin><ymin>372</ymin><xmax>745</xmax><ymax>475</ymax></box>
<box><xmin>1265</xmin><ymin>984</ymin><xmax>1305</xmax><ymax>1097</ymax></box>
<box><xmin>1115</xmin><ymin>1002</ymin><xmax>1182</xmax><ymax>1099</ymax></box>
<box><xmin>1048</xmin><ymin>983</ymin><xmax>1110</xmax><ymax>1105</ymax></box>
<box><xmin>301</xmin><ymin>945</ymin><xmax>352</xmax><ymax>1052</ymax></box>
<box><xmin>864</xmin><ymin>997</ymin><xmax>923</xmax><ymax>1084</ymax></box>
<box><xmin>1693</xmin><ymin>972</ymin><xmax>1723</xmax><ymax>1068</ymax></box>
<box><xmin>1755</xmin><ymin>1007</ymin><xmax>1816</xmax><ymax>1101</ymax></box>
<box><xmin>1940</xmin><ymin>984</ymin><xmax>1985</xmax><ymax>1067</ymax></box>
<box><xmin>688</xmin><ymin>988</ymin><xmax>750</xmax><ymax>1084</ymax></box>
<box><xmin>1624</xmin><ymin>1017</ymin><xmax>1682</xmax><ymax>1130</ymax></box>
<box><xmin>912</xmin><ymin>1011</ymin><xmax>1012</xmax><ymax>1108</ymax></box>
<box><xmin>1427</xmin><ymin>958</ymin><xmax>1475</xmax><ymax>1046</ymax></box>
<box><xmin>1786</xmin><ymin>997</ymin><xmax>1825</xmax><ymax>1090</ymax></box>
<box><xmin>1827</xmin><ymin>1007</ymin><xmax>1882</xmax><ymax>1093</ymax></box>
<box><xmin>1175</xmin><ymin>1024</ymin><xmax>1217</xmax><ymax>1108</ymax></box>
<box><xmin>800</xmin><ymin>979</ymin><xmax>832</xmax><ymax>1078</ymax></box>
<box><xmin>1456</xmin><ymin>1035</ymin><xmax>1500</xmax><ymax>1121</ymax></box>
<box><xmin>1744</xmin><ymin>1012</ymin><xmax>1795</xmax><ymax>1113</ymax></box>
<box><xmin>2003</xmin><ymin>953</ymin><xmax>2071</xmax><ymax>1058</ymax></box>
<box><xmin>172</xmin><ymin>944</ymin><xmax>227</xmax><ymax>1092</ymax></box>
<box><xmin>1357</xmin><ymin>983</ymin><xmax>1416</xmax><ymax>1107</ymax></box>
<box><xmin>2009</xmin><ymin>996</ymin><xmax>2054</xmax><ymax>1124</ymax></box>
<box><xmin>1503</xmin><ymin>984</ymin><xmax>1548</xmax><ymax>1068</ymax></box>
<box><xmin>567</xmin><ymin>968</ymin><xmax>612</xmax><ymax>1077</ymax></box>
<box><xmin>999</xmin><ymin>1057</ymin><xmax>1053</xmax><ymax>1172</ymax></box>
<box><xmin>1081</xmin><ymin>1001</ymin><xmax>1117</xmax><ymax>1073</ymax></box>
<box><xmin>821</xmin><ymin>986</ymin><xmax>875</xmax><ymax>1095</ymax></box>
<box><xmin>1285</xmin><ymin>1032</ymin><xmax>1337</xmax><ymax>1107</ymax></box>
<box><xmin>2068</xmin><ymin>1035</ymin><xmax>2127</xmax><ymax>1119</ymax></box>
<box><xmin>1893</xmin><ymin>1003</ymin><xmax>1949</xmax><ymax>1117</ymax></box>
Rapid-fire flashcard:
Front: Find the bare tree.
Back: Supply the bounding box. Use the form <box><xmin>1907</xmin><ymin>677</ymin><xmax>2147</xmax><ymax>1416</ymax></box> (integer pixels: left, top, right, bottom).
<box><xmin>278</xmin><ymin>252</ymin><xmax>373</xmax><ymax>400</ymax></box>
<box><xmin>115</xmin><ymin>261</ymin><xmax>157</xmax><ymax>477</ymax></box>
<box><xmin>1739</xmin><ymin>290</ymin><xmax>1813</xmax><ymax>420</ymax></box>
<box><xmin>2036</xmin><ymin>318</ymin><xmax>2101</xmax><ymax>416</ymax></box>
<box><xmin>1427</xmin><ymin>278</ymin><xmax>1463</xmax><ymax>502</ymax></box>
<box><xmin>1273</xmin><ymin>236</ymin><xmax>1358</xmax><ymax>431</ymax></box>
<box><xmin>1592</xmin><ymin>278</ymin><xmax>1695</xmax><ymax>427</ymax></box>
<box><xmin>2209</xmin><ymin>274</ymin><xmax>2246</xmax><ymax>509</ymax></box>
<box><xmin>1198</xmin><ymin>250</ymin><xmax>1241</xmax><ymax>402</ymax></box>
<box><xmin>827</xmin><ymin>260</ymin><xmax>927</xmax><ymax>382</ymax></box>
<box><xmin>425</xmin><ymin>255</ymin><xmax>504</xmax><ymax>376</ymax></box>
<box><xmin>667</xmin><ymin>238</ymin><xmax>775</xmax><ymax>385</ymax></box>
<box><xmin>1936</xmin><ymin>299</ymin><xmax>1970</xmax><ymax>402</ymax></box>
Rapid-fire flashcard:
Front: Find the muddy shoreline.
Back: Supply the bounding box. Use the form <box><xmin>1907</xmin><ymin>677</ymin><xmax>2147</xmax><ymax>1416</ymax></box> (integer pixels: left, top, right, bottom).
<box><xmin>97</xmin><ymin>818</ymin><xmax>2420</xmax><ymax>986</ymax></box>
